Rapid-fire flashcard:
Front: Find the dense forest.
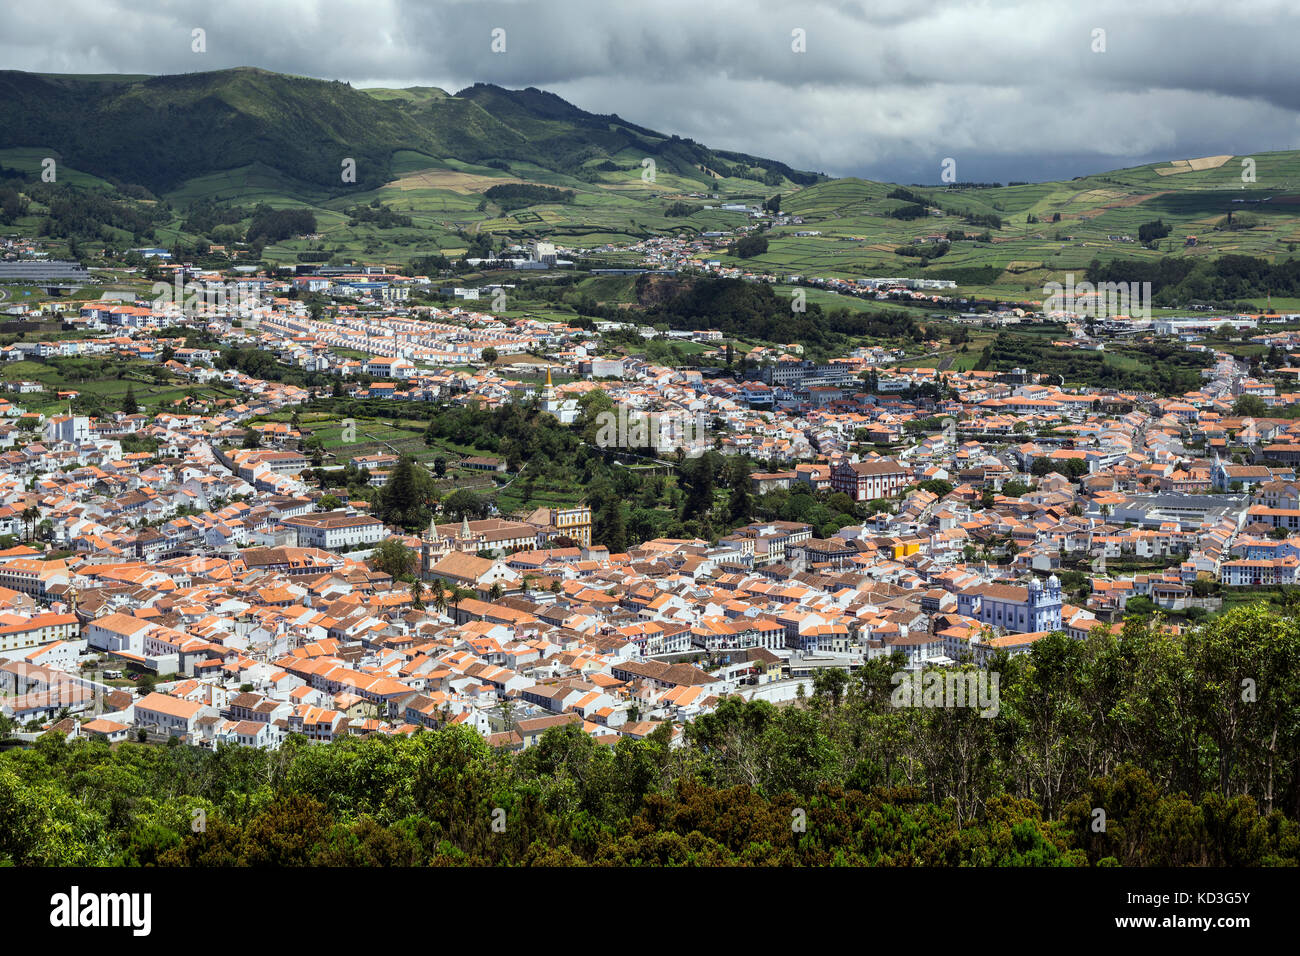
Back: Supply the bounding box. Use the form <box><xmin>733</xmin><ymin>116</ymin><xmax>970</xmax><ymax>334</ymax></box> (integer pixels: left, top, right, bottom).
<box><xmin>17</xmin><ymin>181</ymin><xmax>169</xmax><ymax>243</ymax></box>
<box><xmin>635</xmin><ymin>277</ymin><xmax>921</xmax><ymax>356</ymax></box>
<box><xmin>882</xmin><ymin>187</ymin><xmax>1002</xmax><ymax>229</ymax></box>
<box><xmin>246</xmin><ymin>206</ymin><xmax>318</xmax><ymax>244</ymax></box>
<box><xmin>423</xmin><ymin>398</ymin><xmax>681</xmax><ymax>548</ymax></box>
<box><xmin>1087</xmin><ymin>254</ymin><xmax>1300</xmax><ymax>307</ymax></box>
<box><xmin>1</xmin><ymin>607</ymin><xmax>1297</xmax><ymax>866</ymax></box>
<box><xmin>495</xmin><ymin>276</ymin><xmax>921</xmax><ymax>359</ymax></box>
<box><xmin>482</xmin><ymin>184</ymin><xmax>575</xmax><ymax>211</ymax></box>
<box><xmin>975</xmin><ymin>332</ymin><xmax>1206</xmax><ymax>393</ymax></box>
<box><xmin>345</xmin><ymin>201</ymin><xmax>414</xmax><ymax>229</ymax></box>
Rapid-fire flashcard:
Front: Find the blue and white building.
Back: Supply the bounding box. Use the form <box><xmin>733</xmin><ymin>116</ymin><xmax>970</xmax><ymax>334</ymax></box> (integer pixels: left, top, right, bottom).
<box><xmin>957</xmin><ymin>577</ymin><xmax>1062</xmax><ymax>634</ymax></box>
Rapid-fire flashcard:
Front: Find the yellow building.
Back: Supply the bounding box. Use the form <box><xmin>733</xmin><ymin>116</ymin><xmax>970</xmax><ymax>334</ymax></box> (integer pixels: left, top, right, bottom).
<box><xmin>889</xmin><ymin>539</ymin><xmax>922</xmax><ymax>560</ymax></box>
<box><xmin>525</xmin><ymin>506</ymin><xmax>592</xmax><ymax>548</ymax></box>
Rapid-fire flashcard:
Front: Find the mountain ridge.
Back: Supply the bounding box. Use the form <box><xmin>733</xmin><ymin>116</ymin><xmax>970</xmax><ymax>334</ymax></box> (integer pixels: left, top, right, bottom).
<box><xmin>3</xmin><ymin>67</ymin><xmax>1300</xmax><ymax>282</ymax></box>
<box><xmin>0</xmin><ymin>67</ymin><xmax>820</xmax><ymax>196</ymax></box>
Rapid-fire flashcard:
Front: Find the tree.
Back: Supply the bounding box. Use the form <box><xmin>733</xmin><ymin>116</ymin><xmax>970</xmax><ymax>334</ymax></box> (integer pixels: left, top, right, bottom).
<box><xmin>377</xmin><ymin>457</ymin><xmax>434</xmax><ymax>531</ymax></box>
<box><xmin>1233</xmin><ymin>394</ymin><xmax>1267</xmax><ymax>418</ymax></box>
<box><xmin>372</xmin><ymin>538</ymin><xmax>416</xmax><ymax>581</ymax></box>
<box><xmin>448</xmin><ymin>585</ymin><xmax>472</xmax><ymax>616</ymax></box>
<box><xmin>236</xmin><ymin>793</ymin><xmax>332</xmax><ymax>866</ymax></box>
<box><xmin>0</xmin><ymin>765</ymin><xmax>104</xmax><ymax>865</ymax></box>
<box><xmin>679</xmin><ymin>452</ymin><xmax>718</xmax><ymax>522</ymax></box>
<box><xmin>429</xmin><ymin>580</ymin><xmax>447</xmax><ymax>614</ymax></box>
<box><xmin>242</xmin><ymin>427</ymin><xmax>262</xmax><ymax>449</ymax></box>
<box><xmin>319</xmin><ymin>494</ymin><xmax>342</xmax><ymax>512</ymax></box>
<box><xmin>488</xmin><ymin>582</ymin><xmax>504</xmax><ymax>601</ymax></box>
<box><xmin>1137</xmin><ymin>219</ymin><xmax>1171</xmax><ymax>244</ymax></box>
<box><xmin>1032</xmin><ymin>457</ymin><xmax>1087</xmax><ymax>478</ymax></box>
<box><xmin>1125</xmin><ymin>595</ymin><xmax>1156</xmax><ymax>616</ymax></box>
<box><xmin>20</xmin><ymin>506</ymin><xmax>38</xmax><ymax>544</ymax></box>
<box><xmin>732</xmin><ymin>235</ymin><xmax>768</xmax><ymax>258</ymax></box>
<box><xmin>441</xmin><ymin>489</ymin><xmax>488</xmax><ymax>523</ymax></box>
<box><xmin>122</xmin><ymin>385</ymin><xmax>139</xmax><ymax>415</ymax></box>
<box><xmin>1002</xmin><ymin>479</ymin><xmax>1033</xmax><ymax>499</ymax></box>
<box><xmin>917</xmin><ymin>479</ymin><xmax>953</xmax><ymax>498</ymax></box>
<box><xmin>481</xmin><ymin>347</ymin><xmax>498</xmax><ymax>364</ymax></box>
<box><xmin>811</xmin><ymin>667</ymin><xmax>849</xmax><ymax>710</ymax></box>
<box><xmin>577</xmin><ymin>390</ymin><xmax>617</xmax><ymax>445</ymax></box>
<box><xmin>598</xmin><ymin>500</ymin><xmax>628</xmax><ymax>553</ymax></box>
<box><xmin>728</xmin><ymin>480</ymin><xmax>752</xmax><ymax>526</ymax></box>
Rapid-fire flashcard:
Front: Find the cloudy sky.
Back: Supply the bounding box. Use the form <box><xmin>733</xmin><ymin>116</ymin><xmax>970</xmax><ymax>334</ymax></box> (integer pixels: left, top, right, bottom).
<box><xmin>4</xmin><ymin>0</ymin><xmax>1300</xmax><ymax>183</ymax></box>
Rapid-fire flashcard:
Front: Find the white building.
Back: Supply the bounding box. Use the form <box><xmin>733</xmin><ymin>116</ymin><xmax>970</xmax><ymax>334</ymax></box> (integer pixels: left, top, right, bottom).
<box><xmin>281</xmin><ymin>511</ymin><xmax>386</xmax><ymax>550</ymax></box>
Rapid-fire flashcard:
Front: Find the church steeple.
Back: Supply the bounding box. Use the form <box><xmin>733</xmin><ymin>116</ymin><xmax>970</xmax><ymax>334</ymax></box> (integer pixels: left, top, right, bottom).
<box><xmin>420</xmin><ymin>516</ymin><xmax>447</xmax><ymax>580</ymax></box>
<box><xmin>542</xmin><ymin>365</ymin><xmax>559</xmax><ymax>413</ymax></box>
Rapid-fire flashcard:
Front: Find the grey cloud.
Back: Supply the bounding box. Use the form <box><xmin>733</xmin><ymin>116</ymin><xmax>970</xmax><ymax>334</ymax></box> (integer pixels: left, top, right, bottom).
<box><xmin>0</xmin><ymin>0</ymin><xmax>1297</xmax><ymax>181</ymax></box>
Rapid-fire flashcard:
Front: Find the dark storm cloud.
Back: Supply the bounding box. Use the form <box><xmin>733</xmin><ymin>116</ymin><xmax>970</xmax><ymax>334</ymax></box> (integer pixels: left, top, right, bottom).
<box><xmin>2</xmin><ymin>0</ymin><xmax>1298</xmax><ymax>182</ymax></box>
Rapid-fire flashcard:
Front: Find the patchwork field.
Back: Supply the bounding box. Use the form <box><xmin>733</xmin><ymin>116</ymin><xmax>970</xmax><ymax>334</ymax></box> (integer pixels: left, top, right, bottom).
<box><xmin>9</xmin><ymin>78</ymin><xmax>1300</xmax><ymax>301</ymax></box>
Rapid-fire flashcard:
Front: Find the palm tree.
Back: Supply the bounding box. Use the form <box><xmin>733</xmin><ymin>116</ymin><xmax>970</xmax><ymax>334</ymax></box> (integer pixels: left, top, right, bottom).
<box><xmin>449</xmin><ymin>585</ymin><xmax>470</xmax><ymax>615</ymax></box>
<box><xmin>489</xmin><ymin>582</ymin><xmax>504</xmax><ymax>601</ymax></box>
<box><xmin>21</xmin><ymin>506</ymin><xmax>38</xmax><ymax>543</ymax></box>
<box><xmin>410</xmin><ymin>578</ymin><xmax>425</xmax><ymax>610</ymax></box>
<box><xmin>430</xmin><ymin>580</ymin><xmax>447</xmax><ymax>614</ymax></box>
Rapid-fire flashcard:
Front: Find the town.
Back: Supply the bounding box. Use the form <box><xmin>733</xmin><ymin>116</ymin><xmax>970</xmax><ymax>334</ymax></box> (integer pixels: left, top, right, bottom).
<box><xmin>2</xmin><ymin>232</ymin><xmax>1298</xmax><ymax>759</ymax></box>
<box><xmin>6</xmin><ymin>0</ymin><xmax>1300</xmax><ymax>896</ymax></box>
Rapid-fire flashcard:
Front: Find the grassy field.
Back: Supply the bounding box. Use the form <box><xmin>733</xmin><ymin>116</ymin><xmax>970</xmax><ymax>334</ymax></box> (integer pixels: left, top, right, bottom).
<box><xmin>0</xmin><ymin>147</ymin><xmax>117</xmax><ymax>189</ymax></box>
<box><xmin>146</xmin><ymin>147</ymin><xmax>761</xmax><ymax>267</ymax></box>
<box><xmin>899</xmin><ymin>329</ymin><xmax>1000</xmax><ymax>370</ymax></box>
<box><xmin>269</xmin><ymin>400</ymin><xmax>604</xmax><ymax>515</ymax></box>
<box><xmin>734</xmin><ymin>151</ymin><xmax>1300</xmax><ymax>294</ymax></box>
<box><xmin>770</xmin><ymin>284</ymin><xmax>940</xmax><ymax>319</ymax></box>
<box><xmin>14</xmin><ymin>121</ymin><xmax>1300</xmax><ymax>307</ymax></box>
<box><xmin>0</xmin><ymin>359</ymin><xmax>240</xmax><ymax>415</ymax></box>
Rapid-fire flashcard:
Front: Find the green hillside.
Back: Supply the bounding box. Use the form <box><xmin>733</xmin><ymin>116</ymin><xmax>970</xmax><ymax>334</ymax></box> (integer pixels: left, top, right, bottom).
<box><xmin>3</xmin><ymin>66</ymin><xmax>1300</xmax><ymax>299</ymax></box>
<box><xmin>0</xmin><ymin>67</ymin><xmax>821</xmax><ymax>262</ymax></box>
<box><xmin>730</xmin><ymin>153</ymin><xmax>1300</xmax><ymax>295</ymax></box>
<box><xmin>0</xmin><ymin>68</ymin><xmax>813</xmax><ymax>196</ymax></box>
